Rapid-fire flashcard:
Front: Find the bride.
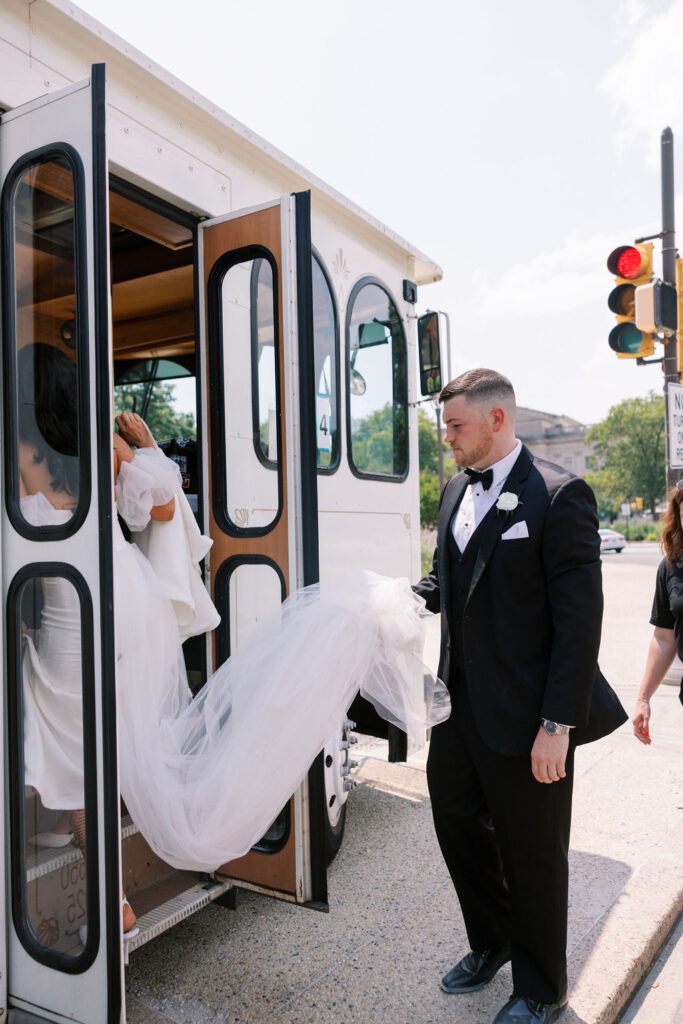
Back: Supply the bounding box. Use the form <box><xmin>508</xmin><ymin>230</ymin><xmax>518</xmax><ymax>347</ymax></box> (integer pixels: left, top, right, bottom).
<box><xmin>19</xmin><ymin>343</ymin><xmax>450</xmax><ymax>932</ymax></box>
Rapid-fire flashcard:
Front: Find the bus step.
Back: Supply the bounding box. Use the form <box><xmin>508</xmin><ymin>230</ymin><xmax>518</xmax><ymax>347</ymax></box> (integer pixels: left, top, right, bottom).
<box><xmin>26</xmin><ymin>814</ymin><xmax>139</xmax><ymax>883</ymax></box>
<box><xmin>124</xmin><ymin>876</ymin><xmax>232</xmax><ymax>963</ymax></box>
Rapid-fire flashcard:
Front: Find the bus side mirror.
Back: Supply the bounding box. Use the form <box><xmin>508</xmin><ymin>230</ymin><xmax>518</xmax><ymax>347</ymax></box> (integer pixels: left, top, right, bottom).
<box><xmin>418</xmin><ymin>311</ymin><xmax>444</xmax><ymax>397</ymax></box>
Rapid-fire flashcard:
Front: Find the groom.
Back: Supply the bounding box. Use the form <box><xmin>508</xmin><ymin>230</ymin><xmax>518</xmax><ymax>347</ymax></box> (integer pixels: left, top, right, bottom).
<box><xmin>414</xmin><ymin>369</ymin><xmax>626</xmax><ymax>1024</ymax></box>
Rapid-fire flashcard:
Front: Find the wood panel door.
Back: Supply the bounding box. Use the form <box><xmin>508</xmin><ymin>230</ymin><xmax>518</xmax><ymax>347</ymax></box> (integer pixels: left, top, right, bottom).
<box><xmin>198</xmin><ymin>193</ymin><xmax>327</xmax><ymax>908</ymax></box>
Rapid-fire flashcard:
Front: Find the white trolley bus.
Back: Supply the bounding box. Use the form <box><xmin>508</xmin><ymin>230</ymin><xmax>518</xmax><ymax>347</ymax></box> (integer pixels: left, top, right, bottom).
<box><xmin>0</xmin><ymin>2</ymin><xmax>445</xmax><ymax>1020</ymax></box>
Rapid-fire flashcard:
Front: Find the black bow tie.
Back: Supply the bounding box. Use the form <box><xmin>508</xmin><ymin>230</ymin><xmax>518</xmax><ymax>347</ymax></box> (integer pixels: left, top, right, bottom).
<box><xmin>465</xmin><ymin>467</ymin><xmax>494</xmax><ymax>491</ymax></box>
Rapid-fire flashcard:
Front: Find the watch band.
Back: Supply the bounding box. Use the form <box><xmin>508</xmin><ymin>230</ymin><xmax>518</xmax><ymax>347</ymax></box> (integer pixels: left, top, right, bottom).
<box><xmin>541</xmin><ymin>718</ymin><xmax>572</xmax><ymax>736</ymax></box>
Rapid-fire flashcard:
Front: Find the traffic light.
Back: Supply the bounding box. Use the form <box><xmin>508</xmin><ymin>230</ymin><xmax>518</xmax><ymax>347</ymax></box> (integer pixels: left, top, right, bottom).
<box><xmin>607</xmin><ymin>243</ymin><xmax>655</xmax><ymax>357</ymax></box>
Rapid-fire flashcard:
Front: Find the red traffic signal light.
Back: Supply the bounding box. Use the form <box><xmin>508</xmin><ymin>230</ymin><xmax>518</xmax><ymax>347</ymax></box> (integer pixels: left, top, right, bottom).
<box><xmin>607</xmin><ymin>241</ymin><xmax>655</xmax><ymax>358</ymax></box>
<box><xmin>607</xmin><ymin>245</ymin><xmax>651</xmax><ymax>280</ymax></box>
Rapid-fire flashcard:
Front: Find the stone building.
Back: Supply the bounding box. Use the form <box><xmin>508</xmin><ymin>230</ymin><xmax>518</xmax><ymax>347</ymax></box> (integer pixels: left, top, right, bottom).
<box><xmin>516</xmin><ymin>407</ymin><xmax>595</xmax><ymax>476</ymax></box>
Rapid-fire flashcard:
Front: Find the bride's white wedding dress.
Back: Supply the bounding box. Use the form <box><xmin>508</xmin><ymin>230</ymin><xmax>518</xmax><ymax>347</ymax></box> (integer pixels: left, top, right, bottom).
<box><xmin>23</xmin><ymin>448</ymin><xmax>450</xmax><ymax>872</ymax></box>
<box><xmin>22</xmin><ymin>493</ymin><xmax>86</xmax><ymax>810</ymax></box>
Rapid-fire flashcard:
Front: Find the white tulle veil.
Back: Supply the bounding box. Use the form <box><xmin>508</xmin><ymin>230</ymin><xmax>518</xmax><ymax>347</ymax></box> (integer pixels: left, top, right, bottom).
<box><xmin>114</xmin><ymin>449</ymin><xmax>450</xmax><ymax>872</ymax></box>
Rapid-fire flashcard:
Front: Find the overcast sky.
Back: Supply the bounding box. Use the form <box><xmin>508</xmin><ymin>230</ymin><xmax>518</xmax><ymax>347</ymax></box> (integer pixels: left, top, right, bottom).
<box><xmin>74</xmin><ymin>0</ymin><xmax>683</xmax><ymax>424</ymax></box>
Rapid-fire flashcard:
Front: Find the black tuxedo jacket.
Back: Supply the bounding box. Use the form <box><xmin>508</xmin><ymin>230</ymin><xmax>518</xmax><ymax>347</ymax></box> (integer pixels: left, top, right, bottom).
<box><xmin>414</xmin><ymin>445</ymin><xmax>627</xmax><ymax>756</ymax></box>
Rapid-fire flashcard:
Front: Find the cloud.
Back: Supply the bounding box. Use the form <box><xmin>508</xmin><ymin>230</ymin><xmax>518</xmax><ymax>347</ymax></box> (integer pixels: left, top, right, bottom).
<box><xmin>475</xmin><ymin>188</ymin><xmax>683</xmax><ymax>320</ymax></box>
<box><xmin>621</xmin><ymin>0</ymin><xmax>649</xmax><ymax>28</ymax></box>
<box><xmin>474</xmin><ymin>231</ymin><xmax>620</xmax><ymax>317</ymax></box>
<box><xmin>601</xmin><ymin>1</ymin><xmax>683</xmax><ymax>156</ymax></box>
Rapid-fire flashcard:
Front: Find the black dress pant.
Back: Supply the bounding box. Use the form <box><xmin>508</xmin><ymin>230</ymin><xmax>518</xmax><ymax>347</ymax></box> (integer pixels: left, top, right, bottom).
<box><xmin>426</xmin><ymin>674</ymin><xmax>573</xmax><ymax>1004</ymax></box>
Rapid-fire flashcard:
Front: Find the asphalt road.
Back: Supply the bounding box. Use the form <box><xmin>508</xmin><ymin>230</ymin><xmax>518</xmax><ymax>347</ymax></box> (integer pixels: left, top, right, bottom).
<box><xmin>601</xmin><ymin>543</ymin><xmax>661</xmax><ymax>568</ymax></box>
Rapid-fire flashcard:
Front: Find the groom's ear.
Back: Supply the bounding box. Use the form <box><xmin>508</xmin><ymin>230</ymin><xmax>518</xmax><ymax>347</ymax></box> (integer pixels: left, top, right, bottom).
<box><xmin>490</xmin><ymin>406</ymin><xmax>506</xmax><ymax>432</ymax></box>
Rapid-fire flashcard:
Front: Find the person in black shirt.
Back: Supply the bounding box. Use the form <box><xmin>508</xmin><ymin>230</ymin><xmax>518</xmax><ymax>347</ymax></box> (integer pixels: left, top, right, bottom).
<box><xmin>633</xmin><ymin>482</ymin><xmax>683</xmax><ymax>744</ymax></box>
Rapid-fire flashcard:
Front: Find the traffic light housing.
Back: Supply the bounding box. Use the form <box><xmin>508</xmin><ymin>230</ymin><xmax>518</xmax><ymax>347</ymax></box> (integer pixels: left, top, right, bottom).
<box><xmin>607</xmin><ymin>243</ymin><xmax>655</xmax><ymax>357</ymax></box>
<box><xmin>635</xmin><ymin>279</ymin><xmax>677</xmax><ymax>335</ymax></box>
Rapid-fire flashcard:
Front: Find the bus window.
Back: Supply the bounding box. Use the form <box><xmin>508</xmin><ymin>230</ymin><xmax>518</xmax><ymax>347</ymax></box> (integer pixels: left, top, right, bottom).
<box><xmin>228</xmin><ymin>561</ymin><xmax>284</xmax><ymax>652</ymax></box>
<box><xmin>250</xmin><ymin>258</ymin><xmax>278</xmax><ymax>467</ymax></box>
<box><xmin>312</xmin><ymin>253</ymin><xmax>340</xmax><ymax>472</ymax></box>
<box><xmin>4</xmin><ymin>154</ymin><xmax>89</xmax><ymax>536</ymax></box>
<box><xmin>346</xmin><ymin>280</ymin><xmax>408</xmax><ymax>479</ymax></box>
<box><xmin>9</xmin><ymin>570</ymin><xmax>95</xmax><ymax>967</ymax></box>
<box><xmin>213</xmin><ymin>251</ymin><xmax>281</xmax><ymax>533</ymax></box>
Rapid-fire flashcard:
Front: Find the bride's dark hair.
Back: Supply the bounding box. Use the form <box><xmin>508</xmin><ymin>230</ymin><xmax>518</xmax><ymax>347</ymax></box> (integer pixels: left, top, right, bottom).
<box><xmin>17</xmin><ymin>343</ymin><xmax>79</xmax><ymax>498</ymax></box>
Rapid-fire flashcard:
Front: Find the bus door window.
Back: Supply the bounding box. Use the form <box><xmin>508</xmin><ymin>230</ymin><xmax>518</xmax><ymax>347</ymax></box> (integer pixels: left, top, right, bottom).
<box><xmin>311</xmin><ymin>253</ymin><xmax>340</xmax><ymax>471</ymax></box>
<box><xmin>3</xmin><ymin>150</ymin><xmax>97</xmax><ymax>968</ymax></box>
<box><xmin>5</xmin><ymin>154</ymin><xmax>89</xmax><ymax>535</ymax></box>
<box><xmin>213</xmin><ymin>251</ymin><xmax>281</xmax><ymax>533</ymax></box>
<box><xmin>346</xmin><ymin>280</ymin><xmax>408</xmax><ymax>479</ymax></box>
<box><xmin>9</xmin><ymin>571</ymin><xmax>94</xmax><ymax>964</ymax></box>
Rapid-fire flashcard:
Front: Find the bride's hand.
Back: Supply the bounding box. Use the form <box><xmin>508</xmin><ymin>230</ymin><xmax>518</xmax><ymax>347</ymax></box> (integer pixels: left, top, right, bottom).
<box><xmin>116</xmin><ymin>412</ymin><xmax>155</xmax><ymax>449</ymax></box>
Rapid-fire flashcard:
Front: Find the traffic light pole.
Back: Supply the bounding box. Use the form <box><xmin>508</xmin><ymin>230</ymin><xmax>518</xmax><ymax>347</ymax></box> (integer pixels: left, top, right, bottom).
<box><xmin>661</xmin><ymin>127</ymin><xmax>680</xmax><ymax>491</ymax></box>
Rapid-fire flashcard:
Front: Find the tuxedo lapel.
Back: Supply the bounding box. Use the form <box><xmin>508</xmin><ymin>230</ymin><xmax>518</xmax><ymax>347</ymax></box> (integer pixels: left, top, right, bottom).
<box><xmin>438</xmin><ymin>472</ymin><xmax>468</xmax><ymax>594</ymax></box>
<box><xmin>466</xmin><ymin>445</ymin><xmax>534</xmax><ymax>603</ymax></box>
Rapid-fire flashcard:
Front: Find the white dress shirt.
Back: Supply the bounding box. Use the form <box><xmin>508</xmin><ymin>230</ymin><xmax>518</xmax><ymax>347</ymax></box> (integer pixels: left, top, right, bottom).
<box><xmin>452</xmin><ymin>440</ymin><xmax>523</xmax><ymax>551</ymax></box>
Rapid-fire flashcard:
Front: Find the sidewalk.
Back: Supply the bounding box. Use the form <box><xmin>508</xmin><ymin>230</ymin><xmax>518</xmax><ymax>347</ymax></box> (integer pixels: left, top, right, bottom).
<box><xmin>125</xmin><ymin>556</ymin><xmax>682</xmax><ymax>1024</ymax></box>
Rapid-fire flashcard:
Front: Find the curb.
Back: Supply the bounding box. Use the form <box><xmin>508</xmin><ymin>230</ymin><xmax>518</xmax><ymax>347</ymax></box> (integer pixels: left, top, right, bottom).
<box><xmin>566</xmin><ymin>859</ymin><xmax>683</xmax><ymax>1024</ymax></box>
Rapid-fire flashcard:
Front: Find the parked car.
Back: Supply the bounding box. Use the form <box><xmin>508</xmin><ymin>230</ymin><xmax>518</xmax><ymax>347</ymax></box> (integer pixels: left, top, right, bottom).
<box><xmin>599</xmin><ymin>528</ymin><xmax>626</xmax><ymax>553</ymax></box>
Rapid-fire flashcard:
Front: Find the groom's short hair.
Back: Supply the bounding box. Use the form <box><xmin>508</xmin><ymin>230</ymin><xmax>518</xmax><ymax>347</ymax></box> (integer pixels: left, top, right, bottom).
<box><xmin>439</xmin><ymin>368</ymin><xmax>516</xmax><ymax>418</ymax></box>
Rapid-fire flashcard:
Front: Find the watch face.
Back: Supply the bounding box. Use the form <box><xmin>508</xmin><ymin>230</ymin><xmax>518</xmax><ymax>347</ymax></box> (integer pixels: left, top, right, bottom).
<box><xmin>543</xmin><ymin>720</ymin><xmax>557</xmax><ymax>735</ymax></box>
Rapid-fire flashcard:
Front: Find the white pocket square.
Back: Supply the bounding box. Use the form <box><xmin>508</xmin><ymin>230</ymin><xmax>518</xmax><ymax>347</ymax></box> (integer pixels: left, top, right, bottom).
<box><xmin>501</xmin><ymin>520</ymin><xmax>529</xmax><ymax>540</ymax></box>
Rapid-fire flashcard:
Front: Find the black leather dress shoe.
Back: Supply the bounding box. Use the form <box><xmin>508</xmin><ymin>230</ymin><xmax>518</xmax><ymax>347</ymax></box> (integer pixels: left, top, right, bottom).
<box><xmin>440</xmin><ymin>945</ymin><xmax>511</xmax><ymax>994</ymax></box>
<box><xmin>492</xmin><ymin>992</ymin><xmax>568</xmax><ymax>1023</ymax></box>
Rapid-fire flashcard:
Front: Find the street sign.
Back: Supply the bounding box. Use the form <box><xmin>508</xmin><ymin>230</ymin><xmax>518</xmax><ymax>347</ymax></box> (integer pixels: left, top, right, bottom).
<box><xmin>668</xmin><ymin>381</ymin><xmax>683</xmax><ymax>468</ymax></box>
<box><xmin>620</xmin><ymin>503</ymin><xmax>631</xmax><ymax>517</ymax></box>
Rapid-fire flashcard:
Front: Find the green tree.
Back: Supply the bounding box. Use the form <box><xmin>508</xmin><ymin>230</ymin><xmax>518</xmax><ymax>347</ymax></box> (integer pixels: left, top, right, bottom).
<box><xmin>583</xmin><ymin>468</ymin><xmax>622</xmax><ymax>522</ymax></box>
<box><xmin>114</xmin><ymin>382</ymin><xmax>196</xmax><ymax>441</ymax></box>
<box><xmin>420</xmin><ymin>471</ymin><xmax>442</xmax><ymax>529</ymax></box>
<box><xmin>585</xmin><ymin>391</ymin><xmax>665</xmax><ymax>518</ymax></box>
<box><xmin>351</xmin><ymin>404</ymin><xmax>406</xmax><ymax>475</ymax></box>
<box><xmin>417</xmin><ymin>408</ymin><xmax>457</xmax><ymax>526</ymax></box>
<box><xmin>418</xmin><ymin>409</ymin><xmax>439</xmax><ymax>472</ymax></box>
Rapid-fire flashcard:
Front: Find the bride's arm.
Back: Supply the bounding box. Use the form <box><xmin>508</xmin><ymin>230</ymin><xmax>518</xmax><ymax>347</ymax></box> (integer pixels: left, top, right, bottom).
<box><xmin>114</xmin><ymin>426</ymin><xmax>175</xmax><ymax>522</ymax></box>
<box><xmin>115</xmin><ymin>413</ymin><xmax>175</xmax><ymax>521</ymax></box>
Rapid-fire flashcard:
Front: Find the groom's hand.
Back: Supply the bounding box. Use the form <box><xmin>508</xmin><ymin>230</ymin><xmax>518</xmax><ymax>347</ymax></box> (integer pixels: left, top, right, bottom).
<box><xmin>530</xmin><ymin>727</ymin><xmax>569</xmax><ymax>784</ymax></box>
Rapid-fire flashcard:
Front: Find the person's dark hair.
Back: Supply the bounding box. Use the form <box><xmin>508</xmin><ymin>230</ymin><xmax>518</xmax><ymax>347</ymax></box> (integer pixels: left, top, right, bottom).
<box><xmin>17</xmin><ymin>343</ymin><xmax>79</xmax><ymax>498</ymax></box>
<box><xmin>662</xmin><ymin>486</ymin><xmax>683</xmax><ymax>562</ymax></box>
<box><xmin>439</xmin><ymin>368</ymin><xmax>516</xmax><ymax>412</ymax></box>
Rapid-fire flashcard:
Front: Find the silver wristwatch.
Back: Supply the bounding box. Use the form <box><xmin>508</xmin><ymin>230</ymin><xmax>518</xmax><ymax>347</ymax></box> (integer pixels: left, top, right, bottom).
<box><xmin>541</xmin><ymin>719</ymin><xmax>571</xmax><ymax>736</ymax></box>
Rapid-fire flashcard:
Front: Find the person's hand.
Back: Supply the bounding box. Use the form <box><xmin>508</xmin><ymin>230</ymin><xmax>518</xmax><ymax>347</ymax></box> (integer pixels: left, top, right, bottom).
<box><xmin>116</xmin><ymin>412</ymin><xmax>155</xmax><ymax>449</ymax></box>
<box><xmin>632</xmin><ymin>698</ymin><xmax>652</xmax><ymax>745</ymax></box>
<box><xmin>530</xmin><ymin>727</ymin><xmax>569</xmax><ymax>783</ymax></box>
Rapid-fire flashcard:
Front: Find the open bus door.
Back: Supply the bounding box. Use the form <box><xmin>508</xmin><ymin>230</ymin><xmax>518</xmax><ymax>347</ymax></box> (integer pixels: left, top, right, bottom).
<box><xmin>199</xmin><ymin>193</ymin><xmax>329</xmax><ymax>909</ymax></box>
<box><xmin>0</xmin><ymin>67</ymin><xmax>122</xmax><ymax>1023</ymax></box>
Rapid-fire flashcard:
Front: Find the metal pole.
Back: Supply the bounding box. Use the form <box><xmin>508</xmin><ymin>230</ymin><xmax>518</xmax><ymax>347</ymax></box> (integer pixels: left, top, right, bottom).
<box><xmin>661</xmin><ymin>127</ymin><xmax>679</xmax><ymax>491</ymax></box>
<box><xmin>435</xmin><ymin>401</ymin><xmax>445</xmax><ymax>493</ymax></box>
<box><xmin>441</xmin><ymin>311</ymin><xmax>453</xmax><ymax>382</ymax></box>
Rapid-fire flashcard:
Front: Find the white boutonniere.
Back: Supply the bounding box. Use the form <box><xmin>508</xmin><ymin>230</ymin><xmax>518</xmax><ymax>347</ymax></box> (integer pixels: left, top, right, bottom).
<box><xmin>496</xmin><ymin>491</ymin><xmax>522</xmax><ymax>518</ymax></box>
